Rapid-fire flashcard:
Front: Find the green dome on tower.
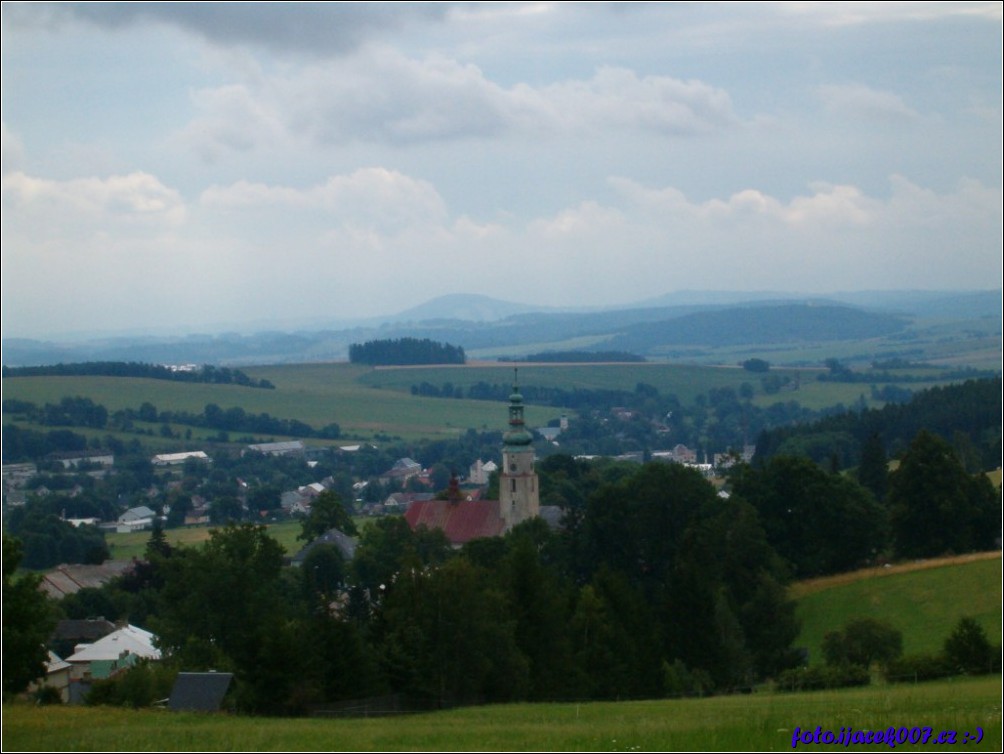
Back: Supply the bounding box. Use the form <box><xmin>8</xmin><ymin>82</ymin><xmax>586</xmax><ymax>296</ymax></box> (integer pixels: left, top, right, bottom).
<box><xmin>503</xmin><ymin>372</ymin><xmax>533</xmax><ymax>448</ymax></box>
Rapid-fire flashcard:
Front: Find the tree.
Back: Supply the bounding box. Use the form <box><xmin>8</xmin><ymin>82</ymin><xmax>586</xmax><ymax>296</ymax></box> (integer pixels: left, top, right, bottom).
<box><xmin>857</xmin><ymin>432</ymin><xmax>888</xmax><ymax>502</ymax></box>
<box><xmin>379</xmin><ymin>557</ymin><xmax>528</xmax><ymax>707</ymax></box>
<box><xmin>3</xmin><ymin>535</ymin><xmax>56</xmax><ymax>696</ymax></box>
<box><xmin>888</xmin><ymin>431</ymin><xmax>1001</xmax><ymax>558</ymax></box>
<box><xmin>731</xmin><ymin>456</ymin><xmax>888</xmax><ymax>577</ymax></box>
<box><xmin>152</xmin><ymin>524</ymin><xmax>300</xmax><ymax>714</ymax></box>
<box><xmin>822</xmin><ymin>618</ymin><xmax>902</xmax><ymax>669</ymax></box>
<box><xmin>943</xmin><ymin>617</ymin><xmax>995</xmax><ymax>675</ymax></box>
<box><xmin>298</xmin><ymin>490</ymin><xmax>357</xmax><ymax>542</ymax></box>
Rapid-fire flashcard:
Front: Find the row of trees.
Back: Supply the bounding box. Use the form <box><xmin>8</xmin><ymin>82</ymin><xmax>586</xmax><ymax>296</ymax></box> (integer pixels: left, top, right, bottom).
<box><xmin>2</xmin><ymin>362</ymin><xmax>274</xmax><ymax>389</ymax></box>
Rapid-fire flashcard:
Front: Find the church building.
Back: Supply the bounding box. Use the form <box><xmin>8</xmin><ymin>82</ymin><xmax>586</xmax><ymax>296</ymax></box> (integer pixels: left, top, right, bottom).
<box><xmin>404</xmin><ymin>374</ymin><xmax>541</xmax><ymax>545</ymax></box>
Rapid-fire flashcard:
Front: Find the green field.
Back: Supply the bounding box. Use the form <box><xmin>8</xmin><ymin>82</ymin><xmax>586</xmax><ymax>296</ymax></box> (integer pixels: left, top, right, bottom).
<box><xmin>792</xmin><ymin>553</ymin><xmax>1003</xmax><ymax>665</ymax></box>
<box><xmin>2</xmin><ymin>360</ymin><xmax>976</xmax><ymax>444</ymax></box>
<box><xmin>104</xmin><ymin>520</ymin><xmax>305</xmax><ymax>562</ymax></box>
<box><xmin>3</xmin><ymin>676</ymin><xmax>1000</xmax><ymax>751</ymax></box>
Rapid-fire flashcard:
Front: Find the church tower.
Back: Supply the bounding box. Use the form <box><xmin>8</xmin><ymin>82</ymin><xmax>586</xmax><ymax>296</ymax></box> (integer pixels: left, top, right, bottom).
<box><xmin>499</xmin><ymin>370</ymin><xmax>539</xmax><ymax>530</ymax></box>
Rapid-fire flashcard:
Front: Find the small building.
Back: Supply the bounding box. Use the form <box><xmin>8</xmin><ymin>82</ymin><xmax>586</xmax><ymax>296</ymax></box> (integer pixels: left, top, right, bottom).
<box><xmin>467</xmin><ymin>459</ymin><xmax>498</xmax><ymax>486</ymax></box>
<box><xmin>380</xmin><ymin>458</ymin><xmax>422</xmax><ymax>485</ymax></box>
<box><xmin>51</xmin><ymin>452</ymin><xmax>115</xmax><ymax>469</ymax></box>
<box><xmin>40</xmin><ymin>562</ymin><xmax>134</xmax><ymax>599</ymax></box>
<box><xmin>245</xmin><ymin>440</ymin><xmax>306</xmax><ymax>457</ymax></box>
<box><xmin>50</xmin><ymin>618</ymin><xmax>117</xmax><ymax>659</ymax></box>
<box><xmin>117</xmin><ymin>506</ymin><xmax>157</xmax><ymax>533</ymax></box>
<box><xmin>65</xmin><ymin>624</ymin><xmax>161</xmax><ymax>683</ymax></box>
<box><xmin>168</xmin><ymin>672</ymin><xmax>233</xmax><ymax>712</ymax></box>
<box><xmin>152</xmin><ymin>451</ymin><xmax>210</xmax><ymax>466</ymax></box>
<box><xmin>28</xmin><ymin>652</ymin><xmax>72</xmax><ymax>703</ymax></box>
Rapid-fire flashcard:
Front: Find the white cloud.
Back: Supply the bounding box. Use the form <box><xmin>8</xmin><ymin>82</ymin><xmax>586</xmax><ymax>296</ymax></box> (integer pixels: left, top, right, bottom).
<box><xmin>778</xmin><ymin>2</ymin><xmax>1002</xmax><ymax>27</ymax></box>
<box><xmin>200</xmin><ymin>168</ymin><xmax>448</xmax><ymax>230</ymax></box>
<box><xmin>177</xmin><ymin>51</ymin><xmax>739</xmax><ymax>159</ymax></box>
<box><xmin>817</xmin><ymin>84</ymin><xmax>920</xmax><ymax>122</ymax></box>
<box><xmin>1</xmin><ymin>170</ymin><xmax>186</xmax><ymax>227</ymax></box>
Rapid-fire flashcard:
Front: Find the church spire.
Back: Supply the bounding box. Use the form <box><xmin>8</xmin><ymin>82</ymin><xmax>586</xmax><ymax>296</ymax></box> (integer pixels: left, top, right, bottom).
<box><xmin>503</xmin><ymin>368</ymin><xmax>533</xmax><ymax>448</ymax></box>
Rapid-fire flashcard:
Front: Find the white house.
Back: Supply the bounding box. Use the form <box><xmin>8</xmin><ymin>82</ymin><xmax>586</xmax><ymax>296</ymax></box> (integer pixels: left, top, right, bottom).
<box><xmin>65</xmin><ymin>624</ymin><xmax>161</xmax><ymax>683</ymax></box>
<box><xmin>468</xmin><ymin>459</ymin><xmax>498</xmax><ymax>486</ymax></box>
<box><xmin>116</xmin><ymin>506</ymin><xmax>156</xmax><ymax>533</ymax></box>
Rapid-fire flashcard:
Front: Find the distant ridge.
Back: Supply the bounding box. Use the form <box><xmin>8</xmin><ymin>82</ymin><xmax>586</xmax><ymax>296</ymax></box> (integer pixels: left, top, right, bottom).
<box><xmin>1</xmin><ymin>290</ymin><xmax>998</xmax><ymax>368</ymax></box>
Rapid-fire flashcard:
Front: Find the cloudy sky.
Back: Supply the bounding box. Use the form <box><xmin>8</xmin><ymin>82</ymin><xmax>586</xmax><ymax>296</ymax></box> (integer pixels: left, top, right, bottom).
<box><xmin>2</xmin><ymin>2</ymin><xmax>1001</xmax><ymax>339</ymax></box>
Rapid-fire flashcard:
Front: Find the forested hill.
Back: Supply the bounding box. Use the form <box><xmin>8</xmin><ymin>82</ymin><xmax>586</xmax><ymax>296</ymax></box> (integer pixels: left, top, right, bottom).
<box><xmin>754</xmin><ymin>377</ymin><xmax>1001</xmax><ymax>469</ymax></box>
<box><xmin>607</xmin><ymin>304</ymin><xmax>907</xmax><ymax>351</ymax></box>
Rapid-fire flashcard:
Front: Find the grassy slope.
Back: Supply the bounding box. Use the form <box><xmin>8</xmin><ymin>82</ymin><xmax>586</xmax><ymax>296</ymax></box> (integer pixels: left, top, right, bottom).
<box><xmin>792</xmin><ymin>552</ymin><xmax>1003</xmax><ymax>663</ymax></box>
<box><xmin>3</xmin><ymin>677</ymin><xmax>1001</xmax><ymax>751</ymax></box>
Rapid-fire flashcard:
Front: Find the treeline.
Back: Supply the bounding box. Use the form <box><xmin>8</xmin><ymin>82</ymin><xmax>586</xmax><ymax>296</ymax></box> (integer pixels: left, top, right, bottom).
<box><xmin>412</xmin><ymin>380</ymin><xmax>648</xmax><ymax>410</ymax></box>
<box><xmin>1</xmin><ymin>425</ymin><xmax>89</xmax><ymax>461</ymax></box>
<box><xmin>755</xmin><ymin>378</ymin><xmax>1001</xmax><ymax>470</ymax></box>
<box><xmin>349</xmin><ymin>338</ymin><xmax>465</xmax><ymax>365</ymax></box>
<box><xmin>816</xmin><ymin>358</ymin><xmax>994</xmax><ymax>384</ymax></box>
<box><xmin>2</xmin><ymin>362</ymin><xmax>275</xmax><ymax>389</ymax></box>
<box><xmin>1</xmin><ymin>399</ymin><xmax>341</xmax><ymax>462</ymax></box>
<box><xmin>507</xmin><ymin>350</ymin><xmax>645</xmax><ymax>363</ymax></box>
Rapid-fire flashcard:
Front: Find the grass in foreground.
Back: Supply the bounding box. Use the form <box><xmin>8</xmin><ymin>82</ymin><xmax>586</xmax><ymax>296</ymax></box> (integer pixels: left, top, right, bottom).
<box><xmin>3</xmin><ymin>677</ymin><xmax>1001</xmax><ymax>752</ymax></box>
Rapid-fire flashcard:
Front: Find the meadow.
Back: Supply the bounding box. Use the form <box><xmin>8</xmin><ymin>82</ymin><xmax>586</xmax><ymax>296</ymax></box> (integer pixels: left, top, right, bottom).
<box><xmin>3</xmin><ymin>676</ymin><xmax>1000</xmax><ymax>751</ymax></box>
<box><xmin>792</xmin><ymin>552</ymin><xmax>1002</xmax><ymax>664</ymax></box>
<box><xmin>104</xmin><ymin>520</ymin><xmax>305</xmax><ymax>562</ymax></box>
<box><xmin>0</xmin><ymin>360</ymin><xmax>967</xmax><ymax>443</ymax></box>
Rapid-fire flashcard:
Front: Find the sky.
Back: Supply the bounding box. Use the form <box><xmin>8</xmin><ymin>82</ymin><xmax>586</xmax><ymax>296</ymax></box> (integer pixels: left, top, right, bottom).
<box><xmin>2</xmin><ymin>2</ymin><xmax>1001</xmax><ymax>339</ymax></box>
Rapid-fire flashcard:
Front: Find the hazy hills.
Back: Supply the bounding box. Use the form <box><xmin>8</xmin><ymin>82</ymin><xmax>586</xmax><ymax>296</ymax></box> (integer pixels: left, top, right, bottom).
<box><xmin>1</xmin><ymin>290</ymin><xmax>999</xmax><ymax>368</ymax></box>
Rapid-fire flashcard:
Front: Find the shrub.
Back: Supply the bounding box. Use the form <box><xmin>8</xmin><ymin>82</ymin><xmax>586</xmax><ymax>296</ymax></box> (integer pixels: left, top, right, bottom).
<box><xmin>85</xmin><ymin>662</ymin><xmax>176</xmax><ymax>708</ymax></box>
<box><xmin>822</xmin><ymin>618</ymin><xmax>903</xmax><ymax>670</ymax></box>
<box><xmin>885</xmin><ymin>653</ymin><xmax>955</xmax><ymax>684</ymax></box>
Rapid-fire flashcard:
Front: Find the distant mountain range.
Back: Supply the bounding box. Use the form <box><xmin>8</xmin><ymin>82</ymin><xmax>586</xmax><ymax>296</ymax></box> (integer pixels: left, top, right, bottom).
<box><xmin>1</xmin><ymin>290</ymin><xmax>999</xmax><ymax>368</ymax></box>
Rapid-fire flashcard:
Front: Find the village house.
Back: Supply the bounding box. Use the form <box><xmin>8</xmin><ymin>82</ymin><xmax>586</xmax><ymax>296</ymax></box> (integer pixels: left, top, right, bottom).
<box><xmin>64</xmin><ymin>624</ymin><xmax>161</xmax><ymax>702</ymax></box>
<box><xmin>116</xmin><ymin>505</ymin><xmax>157</xmax><ymax>533</ymax></box>
<box><xmin>380</xmin><ymin>457</ymin><xmax>422</xmax><ymax>486</ymax></box>
<box><xmin>467</xmin><ymin>459</ymin><xmax>497</xmax><ymax>485</ymax></box>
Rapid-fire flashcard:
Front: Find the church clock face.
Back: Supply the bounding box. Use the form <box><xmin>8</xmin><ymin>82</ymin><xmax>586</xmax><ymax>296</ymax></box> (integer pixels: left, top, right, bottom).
<box><xmin>510</xmin><ymin>461</ymin><xmax>517</xmax><ymax>472</ymax></box>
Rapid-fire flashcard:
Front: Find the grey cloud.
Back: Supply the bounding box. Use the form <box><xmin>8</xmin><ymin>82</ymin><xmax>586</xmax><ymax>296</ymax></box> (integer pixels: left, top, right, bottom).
<box><xmin>8</xmin><ymin>2</ymin><xmax>450</xmax><ymax>56</ymax></box>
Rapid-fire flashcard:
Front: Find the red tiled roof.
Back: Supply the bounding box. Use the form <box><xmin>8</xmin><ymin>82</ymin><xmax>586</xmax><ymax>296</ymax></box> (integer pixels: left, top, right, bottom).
<box><xmin>404</xmin><ymin>499</ymin><xmax>506</xmax><ymax>545</ymax></box>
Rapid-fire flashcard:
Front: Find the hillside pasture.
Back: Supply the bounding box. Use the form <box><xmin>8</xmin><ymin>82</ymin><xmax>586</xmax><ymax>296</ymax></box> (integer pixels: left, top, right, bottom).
<box><xmin>3</xmin><ymin>677</ymin><xmax>1000</xmax><ymax>751</ymax></box>
<box><xmin>792</xmin><ymin>552</ymin><xmax>1002</xmax><ymax>664</ymax></box>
